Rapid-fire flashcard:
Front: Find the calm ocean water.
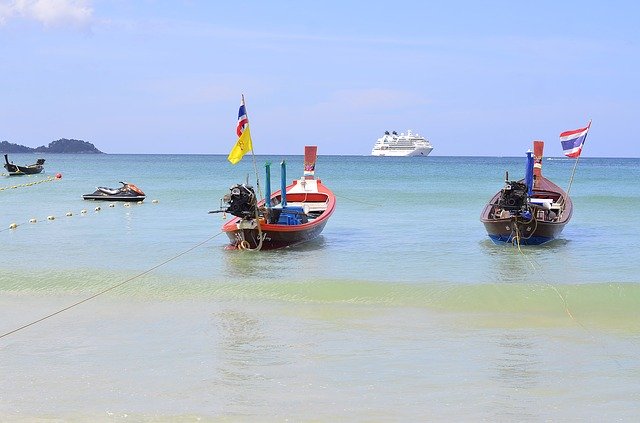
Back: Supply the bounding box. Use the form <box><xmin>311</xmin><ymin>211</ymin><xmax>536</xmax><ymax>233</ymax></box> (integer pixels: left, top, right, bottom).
<box><xmin>1</xmin><ymin>153</ymin><xmax>639</xmax><ymax>420</ymax></box>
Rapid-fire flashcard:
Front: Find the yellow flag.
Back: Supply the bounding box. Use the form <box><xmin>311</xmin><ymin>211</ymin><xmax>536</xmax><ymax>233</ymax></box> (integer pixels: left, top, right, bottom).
<box><xmin>227</xmin><ymin>125</ymin><xmax>253</xmax><ymax>164</ymax></box>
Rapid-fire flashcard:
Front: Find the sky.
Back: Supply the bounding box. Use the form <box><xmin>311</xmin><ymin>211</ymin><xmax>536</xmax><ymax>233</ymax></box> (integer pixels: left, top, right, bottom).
<box><xmin>1</xmin><ymin>0</ymin><xmax>639</xmax><ymax>157</ymax></box>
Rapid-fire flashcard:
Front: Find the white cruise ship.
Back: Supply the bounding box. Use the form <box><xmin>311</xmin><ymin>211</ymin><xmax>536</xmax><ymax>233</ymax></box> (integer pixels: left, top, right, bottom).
<box><xmin>371</xmin><ymin>130</ymin><xmax>434</xmax><ymax>157</ymax></box>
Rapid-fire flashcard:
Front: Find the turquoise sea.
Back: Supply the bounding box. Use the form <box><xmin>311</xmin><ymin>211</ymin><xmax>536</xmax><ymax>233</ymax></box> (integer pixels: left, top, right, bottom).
<box><xmin>1</xmin><ymin>153</ymin><xmax>639</xmax><ymax>421</ymax></box>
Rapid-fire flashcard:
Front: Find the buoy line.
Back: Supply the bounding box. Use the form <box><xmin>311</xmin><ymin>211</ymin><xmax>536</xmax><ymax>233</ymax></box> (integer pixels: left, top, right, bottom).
<box><xmin>0</xmin><ymin>175</ymin><xmax>59</xmax><ymax>191</ymax></box>
<box><xmin>0</xmin><ymin>231</ymin><xmax>223</xmax><ymax>340</ymax></box>
<box><xmin>1</xmin><ymin>200</ymin><xmax>157</xmax><ymax>233</ymax></box>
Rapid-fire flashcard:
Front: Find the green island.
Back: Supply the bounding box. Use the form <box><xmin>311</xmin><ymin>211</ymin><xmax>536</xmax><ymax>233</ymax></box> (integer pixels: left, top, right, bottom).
<box><xmin>0</xmin><ymin>138</ymin><xmax>104</xmax><ymax>154</ymax></box>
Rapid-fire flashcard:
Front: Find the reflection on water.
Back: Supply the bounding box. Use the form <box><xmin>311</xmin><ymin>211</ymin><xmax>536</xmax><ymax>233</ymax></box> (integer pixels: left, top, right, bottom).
<box><xmin>221</xmin><ymin>236</ymin><xmax>328</xmax><ymax>280</ymax></box>
<box><xmin>222</xmin><ymin>251</ymin><xmax>268</xmax><ymax>278</ymax></box>
<box><xmin>490</xmin><ymin>334</ymin><xmax>540</xmax><ymax>421</ymax></box>
<box><xmin>479</xmin><ymin>238</ymin><xmax>578</xmax><ymax>285</ymax></box>
<box><xmin>211</xmin><ymin>309</ymin><xmax>289</xmax><ymax>411</ymax></box>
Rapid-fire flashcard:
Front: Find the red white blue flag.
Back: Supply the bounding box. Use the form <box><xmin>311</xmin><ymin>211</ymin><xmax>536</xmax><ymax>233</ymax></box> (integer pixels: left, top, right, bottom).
<box><xmin>560</xmin><ymin>121</ymin><xmax>591</xmax><ymax>158</ymax></box>
<box><xmin>236</xmin><ymin>97</ymin><xmax>249</xmax><ymax>137</ymax></box>
<box><xmin>228</xmin><ymin>95</ymin><xmax>253</xmax><ymax>164</ymax></box>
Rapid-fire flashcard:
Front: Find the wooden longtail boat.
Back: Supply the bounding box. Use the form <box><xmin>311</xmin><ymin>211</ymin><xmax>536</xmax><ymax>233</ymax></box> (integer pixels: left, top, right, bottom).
<box><xmin>480</xmin><ymin>141</ymin><xmax>573</xmax><ymax>245</ymax></box>
<box><xmin>4</xmin><ymin>154</ymin><xmax>45</xmax><ymax>176</ymax></box>
<box><xmin>213</xmin><ymin>146</ymin><xmax>336</xmax><ymax>250</ymax></box>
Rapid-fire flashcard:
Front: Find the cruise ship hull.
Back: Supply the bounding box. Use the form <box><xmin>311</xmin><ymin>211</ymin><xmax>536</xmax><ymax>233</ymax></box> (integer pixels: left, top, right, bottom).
<box><xmin>371</xmin><ymin>146</ymin><xmax>433</xmax><ymax>157</ymax></box>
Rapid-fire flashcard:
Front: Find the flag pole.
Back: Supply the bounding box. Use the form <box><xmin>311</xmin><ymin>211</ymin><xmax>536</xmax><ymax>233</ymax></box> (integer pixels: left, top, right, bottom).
<box><xmin>243</xmin><ymin>94</ymin><xmax>263</xmax><ymax>201</ymax></box>
<box><xmin>566</xmin><ymin>155</ymin><xmax>580</xmax><ymax>196</ymax></box>
<box><xmin>565</xmin><ymin>119</ymin><xmax>591</xmax><ymax>196</ymax></box>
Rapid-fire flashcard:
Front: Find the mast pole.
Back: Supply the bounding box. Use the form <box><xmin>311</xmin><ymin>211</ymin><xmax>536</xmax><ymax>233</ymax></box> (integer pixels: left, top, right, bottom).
<box><xmin>566</xmin><ymin>155</ymin><xmax>580</xmax><ymax>196</ymax></box>
<box><xmin>243</xmin><ymin>94</ymin><xmax>263</xmax><ymax>200</ymax></box>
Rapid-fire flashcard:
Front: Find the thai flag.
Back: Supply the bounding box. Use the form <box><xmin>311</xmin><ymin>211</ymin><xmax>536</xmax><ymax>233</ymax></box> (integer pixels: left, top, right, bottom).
<box><xmin>560</xmin><ymin>121</ymin><xmax>591</xmax><ymax>158</ymax></box>
<box><xmin>236</xmin><ymin>97</ymin><xmax>249</xmax><ymax>137</ymax></box>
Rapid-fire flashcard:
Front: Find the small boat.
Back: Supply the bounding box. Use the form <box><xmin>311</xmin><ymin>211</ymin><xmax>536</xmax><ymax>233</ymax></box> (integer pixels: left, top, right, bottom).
<box><xmin>4</xmin><ymin>154</ymin><xmax>45</xmax><ymax>175</ymax></box>
<box><xmin>371</xmin><ymin>130</ymin><xmax>434</xmax><ymax>157</ymax></box>
<box><xmin>83</xmin><ymin>182</ymin><xmax>146</xmax><ymax>202</ymax></box>
<box><xmin>480</xmin><ymin>141</ymin><xmax>573</xmax><ymax>245</ymax></box>
<box><xmin>212</xmin><ymin>146</ymin><xmax>336</xmax><ymax>250</ymax></box>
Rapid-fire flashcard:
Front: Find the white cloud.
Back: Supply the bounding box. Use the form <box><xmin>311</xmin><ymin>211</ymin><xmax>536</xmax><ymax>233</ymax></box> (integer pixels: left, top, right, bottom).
<box><xmin>0</xmin><ymin>0</ymin><xmax>93</xmax><ymax>27</ymax></box>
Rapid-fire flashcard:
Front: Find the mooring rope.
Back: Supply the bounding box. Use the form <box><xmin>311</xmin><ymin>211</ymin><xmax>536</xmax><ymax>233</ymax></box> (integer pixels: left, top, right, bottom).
<box><xmin>512</xmin><ymin>241</ymin><xmax>624</xmax><ymax>369</ymax></box>
<box><xmin>333</xmin><ymin>192</ymin><xmax>380</xmax><ymax>207</ymax></box>
<box><xmin>0</xmin><ymin>231</ymin><xmax>223</xmax><ymax>340</ymax></box>
<box><xmin>513</xmin><ymin>234</ymin><xmax>579</xmax><ymax>324</ymax></box>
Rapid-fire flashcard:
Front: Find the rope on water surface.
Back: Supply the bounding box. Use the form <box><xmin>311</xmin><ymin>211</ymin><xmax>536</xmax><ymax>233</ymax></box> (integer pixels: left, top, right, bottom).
<box><xmin>513</xmin><ymin>231</ymin><xmax>579</xmax><ymax>324</ymax></box>
<box><xmin>512</xmin><ymin>234</ymin><xmax>624</xmax><ymax>369</ymax></box>
<box><xmin>332</xmin><ymin>191</ymin><xmax>380</xmax><ymax>207</ymax></box>
<box><xmin>0</xmin><ymin>231</ymin><xmax>224</xmax><ymax>340</ymax></box>
<box><xmin>0</xmin><ymin>175</ymin><xmax>58</xmax><ymax>191</ymax></box>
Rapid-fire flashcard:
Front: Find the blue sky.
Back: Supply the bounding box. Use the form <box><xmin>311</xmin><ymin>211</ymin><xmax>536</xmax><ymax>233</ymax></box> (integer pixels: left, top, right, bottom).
<box><xmin>1</xmin><ymin>1</ymin><xmax>638</xmax><ymax>157</ymax></box>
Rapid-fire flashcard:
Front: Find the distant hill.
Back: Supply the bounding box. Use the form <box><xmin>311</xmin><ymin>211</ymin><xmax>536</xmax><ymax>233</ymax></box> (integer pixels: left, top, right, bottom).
<box><xmin>0</xmin><ymin>139</ymin><xmax>104</xmax><ymax>154</ymax></box>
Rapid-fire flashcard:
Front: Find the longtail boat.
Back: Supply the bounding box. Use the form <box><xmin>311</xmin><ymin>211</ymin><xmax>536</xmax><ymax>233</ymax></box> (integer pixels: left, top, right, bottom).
<box><xmin>480</xmin><ymin>141</ymin><xmax>573</xmax><ymax>245</ymax></box>
<box><xmin>212</xmin><ymin>146</ymin><xmax>336</xmax><ymax>250</ymax></box>
<box><xmin>4</xmin><ymin>154</ymin><xmax>45</xmax><ymax>176</ymax></box>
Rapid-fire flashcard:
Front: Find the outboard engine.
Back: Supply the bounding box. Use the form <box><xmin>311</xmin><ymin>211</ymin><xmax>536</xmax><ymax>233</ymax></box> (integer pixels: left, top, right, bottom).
<box><xmin>498</xmin><ymin>180</ymin><xmax>529</xmax><ymax>212</ymax></box>
<box><xmin>222</xmin><ymin>184</ymin><xmax>257</xmax><ymax>218</ymax></box>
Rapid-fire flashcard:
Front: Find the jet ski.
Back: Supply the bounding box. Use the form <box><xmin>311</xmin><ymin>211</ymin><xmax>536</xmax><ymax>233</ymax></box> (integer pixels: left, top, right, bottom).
<box><xmin>83</xmin><ymin>181</ymin><xmax>146</xmax><ymax>202</ymax></box>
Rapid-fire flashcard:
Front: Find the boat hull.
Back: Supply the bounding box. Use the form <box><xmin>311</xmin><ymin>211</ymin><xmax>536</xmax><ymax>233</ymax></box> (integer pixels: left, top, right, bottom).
<box><xmin>82</xmin><ymin>193</ymin><xmax>145</xmax><ymax>202</ymax></box>
<box><xmin>481</xmin><ymin>218</ymin><xmax>568</xmax><ymax>245</ymax></box>
<box><xmin>371</xmin><ymin>146</ymin><xmax>433</xmax><ymax>157</ymax></box>
<box><xmin>224</xmin><ymin>218</ymin><xmax>329</xmax><ymax>250</ymax></box>
<box><xmin>4</xmin><ymin>163</ymin><xmax>44</xmax><ymax>175</ymax></box>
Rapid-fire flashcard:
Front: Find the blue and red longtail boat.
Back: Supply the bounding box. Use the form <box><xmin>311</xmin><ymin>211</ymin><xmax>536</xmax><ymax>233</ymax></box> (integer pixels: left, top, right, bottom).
<box><xmin>480</xmin><ymin>141</ymin><xmax>573</xmax><ymax>245</ymax></box>
<box><xmin>213</xmin><ymin>146</ymin><xmax>336</xmax><ymax>250</ymax></box>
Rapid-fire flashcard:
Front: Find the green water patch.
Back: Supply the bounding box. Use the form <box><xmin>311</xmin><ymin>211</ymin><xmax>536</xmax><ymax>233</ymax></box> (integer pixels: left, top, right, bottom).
<box><xmin>2</xmin><ymin>268</ymin><xmax>639</xmax><ymax>332</ymax></box>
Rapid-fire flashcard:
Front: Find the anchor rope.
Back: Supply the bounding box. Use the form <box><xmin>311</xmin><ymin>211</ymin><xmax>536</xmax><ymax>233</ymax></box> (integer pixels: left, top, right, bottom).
<box><xmin>332</xmin><ymin>192</ymin><xmax>380</xmax><ymax>207</ymax></box>
<box><xmin>0</xmin><ymin>231</ymin><xmax>223</xmax><ymax>340</ymax></box>
<box><xmin>513</xmin><ymin>231</ymin><xmax>579</xmax><ymax>324</ymax></box>
<box><xmin>512</xmin><ymin>233</ymin><xmax>623</xmax><ymax>369</ymax></box>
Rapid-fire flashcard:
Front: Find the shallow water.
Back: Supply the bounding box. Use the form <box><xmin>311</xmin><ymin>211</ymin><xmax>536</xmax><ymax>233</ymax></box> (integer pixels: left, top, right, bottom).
<box><xmin>1</xmin><ymin>154</ymin><xmax>639</xmax><ymax>420</ymax></box>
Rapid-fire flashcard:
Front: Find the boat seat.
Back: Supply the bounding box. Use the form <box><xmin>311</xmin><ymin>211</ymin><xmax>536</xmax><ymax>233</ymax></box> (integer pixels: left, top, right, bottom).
<box><xmin>530</xmin><ymin>198</ymin><xmax>553</xmax><ymax>210</ymax></box>
<box><xmin>275</xmin><ymin>206</ymin><xmax>308</xmax><ymax>225</ymax></box>
<box><xmin>285</xmin><ymin>201</ymin><xmax>327</xmax><ymax>212</ymax></box>
<box><xmin>97</xmin><ymin>187</ymin><xmax>120</xmax><ymax>195</ymax></box>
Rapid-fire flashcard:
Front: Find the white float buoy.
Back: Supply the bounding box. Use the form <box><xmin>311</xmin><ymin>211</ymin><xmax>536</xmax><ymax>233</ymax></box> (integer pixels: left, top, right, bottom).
<box><xmin>81</xmin><ymin>209</ymin><xmax>87</xmax><ymax>214</ymax></box>
<box><xmin>47</xmin><ymin>216</ymin><xmax>55</xmax><ymax>221</ymax></box>
<box><xmin>66</xmin><ymin>212</ymin><xmax>73</xmax><ymax>217</ymax></box>
<box><xmin>152</xmin><ymin>199</ymin><xmax>159</xmax><ymax>204</ymax></box>
<box><xmin>9</xmin><ymin>223</ymin><xmax>18</xmax><ymax>229</ymax></box>
<box><xmin>124</xmin><ymin>203</ymin><xmax>131</xmax><ymax>207</ymax></box>
<box><xmin>95</xmin><ymin>206</ymin><xmax>101</xmax><ymax>211</ymax></box>
<box><xmin>29</xmin><ymin>218</ymin><xmax>37</xmax><ymax>224</ymax></box>
<box><xmin>109</xmin><ymin>203</ymin><xmax>115</xmax><ymax>208</ymax></box>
